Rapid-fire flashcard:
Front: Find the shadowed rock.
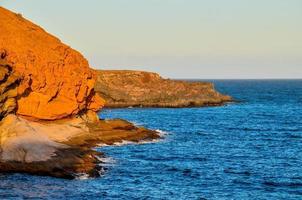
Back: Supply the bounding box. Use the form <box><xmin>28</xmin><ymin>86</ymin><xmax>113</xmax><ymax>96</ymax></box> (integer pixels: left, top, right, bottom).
<box><xmin>0</xmin><ymin>60</ymin><xmax>20</xmax><ymax>120</ymax></box>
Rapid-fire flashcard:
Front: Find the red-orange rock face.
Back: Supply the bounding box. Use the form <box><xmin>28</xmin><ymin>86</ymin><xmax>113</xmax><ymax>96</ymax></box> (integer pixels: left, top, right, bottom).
<box><xmin>0</xmin><ymin>7</ymin><xmax>104</xmax><ymax>120</ymax></box>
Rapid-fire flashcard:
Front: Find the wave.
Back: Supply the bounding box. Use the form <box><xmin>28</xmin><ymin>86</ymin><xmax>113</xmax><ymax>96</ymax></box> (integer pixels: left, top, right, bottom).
<box><xmin>74</xmin><ymin>156</ymin><xmax>115</xmax><ymax>180</ymax></box>
<box><xmin>155</xmin><ymin>129</ymin><xmax>169</xmax><ymax>137</ymax></box>
<box><xmin>97</xmin><ymin>129</ymin><xmax>168</xmax><ymax>147</ymax></box>
<box><xmin>97</xmin><ymin>139</ymin><xmax>162</xmax><ymax>148</ymax></box>
<box><xmin>95</xmin><ymin>155</ymin><xmax>116</xmax><ymax>166</ymax></box>
<box><xmin>226</xmin><ymin>127</ymin><xmax>272</xmax><ymax>132</ymax></box>
<box><xmin>75</xmin><ymin>173</ymin><xmax>90</xmax><ymax>180</ymax></box>
<box><xmin>113</xmin><ymin>138</ymin><xmax>163</xmax><ymax>146</ymax></box>
<box><xmin>132</xmin><ymin>121</ymin><xmax>145</xmax><ymax>127</ymax></box>
<box><xmin>262</xmin><ymin>181</ymin><xmax>302</xmax><ymax>188</ymax></box>
<box><xmin>224</xmin><ymin>168</ymin><xmax>251</xmax><ymax>176</ymax></box>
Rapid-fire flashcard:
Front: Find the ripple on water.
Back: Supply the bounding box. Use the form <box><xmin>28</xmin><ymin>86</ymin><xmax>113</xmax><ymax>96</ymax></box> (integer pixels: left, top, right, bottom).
<box><xmin>1</xmin><ymin>80</ymin><xmax>302</xmax><ymax>199</ymax></box>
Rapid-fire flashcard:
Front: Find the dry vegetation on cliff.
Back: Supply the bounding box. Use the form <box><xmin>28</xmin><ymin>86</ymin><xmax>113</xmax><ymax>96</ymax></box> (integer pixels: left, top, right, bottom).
<box><xmin>95</xmin><ymin>70</ymin><xmax>232</xmax><ymax>108</ymax></box>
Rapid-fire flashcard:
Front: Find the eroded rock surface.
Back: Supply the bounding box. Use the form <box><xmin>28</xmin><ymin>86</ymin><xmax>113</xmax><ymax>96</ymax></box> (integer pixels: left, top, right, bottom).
<box><xmin>0</xmin><ymin>115</ymin><xmax>159</xmax><ymax>179</ymax></box>
<box><xmin>0</xmin><ymin>115</ymin><xmax>68</xmax><ymax>163</ymax></box>
<box><xmin>0</xmin><ymin>7</ymin><xmax>104</xmax><ymax>120</ymax></box>
<box><xmin>95</xmin><ymin>70</ymin><xmax>232</xmax><ymax>108</ymax></box>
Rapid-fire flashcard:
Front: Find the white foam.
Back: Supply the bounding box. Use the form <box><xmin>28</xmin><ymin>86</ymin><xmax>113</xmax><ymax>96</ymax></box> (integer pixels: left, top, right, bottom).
<box><xmin>155</xmin><ymin>129</ymin><xmax>169</xmax><ymax>137</ymax></box>
<box><xmin>138</xmin><ymin>138</ymin><xmax>162</xmax><ymax>144</ymax></box>
<box><xmin>113</xmin><ymin>140</ymin><xmax>135</xmax><ymax>146</ymax></box>
<box><xmin>97</xmin><ymin>130</ymin><xmax>168</xmax><ymax>148</ymax></box>
<box><xmin>73</xmin><ymin>155</ymin><xmax>117</xmax><ymax>180</ymax></box>
<box><xmin>75</xmin><ymin>173</ymin><xmax>90</xmax><ymax>180</ymax></box>
<box><xmin>97</xmin><ymin>168</ymin><xmax>106</xmax><ymax>176</ymax></box>
<box><xmin>132</xmin><ymin>121</ymin><xmax>144</xmax><ymax>127</ymax></box>
<box><xmin>97</xmin><ymin>143</ymin><xmax>110</xmax><ymax>147</ymax></box>
<box><xmin>95</xmin><ymin>155</ymin><xmax>116</xmax><ymax>165</ymax></box>
<box><xmin>100</xmin><ymin>138</ymin><xmax>162</xmax><ymax>147</ymax></box>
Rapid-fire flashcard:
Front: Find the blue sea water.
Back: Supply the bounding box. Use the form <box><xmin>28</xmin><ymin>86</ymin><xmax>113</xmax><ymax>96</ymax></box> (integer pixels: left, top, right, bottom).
<box><xmin>1</xmin><ymin>80</ymin><xmax>302</xmax><ymax>200</ymax></box>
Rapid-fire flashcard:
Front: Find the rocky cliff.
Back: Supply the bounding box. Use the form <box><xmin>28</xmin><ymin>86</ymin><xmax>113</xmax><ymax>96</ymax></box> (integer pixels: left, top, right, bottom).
<box><xmin>0</xmin><ymin>7</ymin><xmax>159</xmax><ymax>178</ymax></box>
<box><xmin>95</xmin><ymin>70</ymin><xmax>232</xmax><ymax>108</ymax></box>
<box><xmin>0</xmin><ymin>7</ymin><xmax>104</xmax><ymax>120</ymax></box>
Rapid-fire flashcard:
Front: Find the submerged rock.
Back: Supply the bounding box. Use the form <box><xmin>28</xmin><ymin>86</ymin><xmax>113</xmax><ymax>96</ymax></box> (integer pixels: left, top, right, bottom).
<box><xmin>95</xmin><ymin>70</ymin><xmax>232</xmax><ymax>108</ymax></box>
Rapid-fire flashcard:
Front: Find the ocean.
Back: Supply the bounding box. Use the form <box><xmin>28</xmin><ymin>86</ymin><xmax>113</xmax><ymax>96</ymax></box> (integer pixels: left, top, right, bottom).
<box><xmin>1</xmin><ymin>80</ymin><xmax>301</xmax><ymax>199</ymax></box>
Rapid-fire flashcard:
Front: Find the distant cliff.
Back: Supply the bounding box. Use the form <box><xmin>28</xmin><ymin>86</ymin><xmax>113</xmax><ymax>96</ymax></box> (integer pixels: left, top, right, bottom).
<box><xmin>94</xmin><ymin>70</ymin><xmax>232</xmax><ymax>108</ymax></box>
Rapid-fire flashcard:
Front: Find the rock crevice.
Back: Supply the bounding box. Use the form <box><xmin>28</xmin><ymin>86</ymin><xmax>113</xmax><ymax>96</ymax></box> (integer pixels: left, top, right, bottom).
<box><xmin>0</xmin><ymin>60</ymin><xmax>20</xmax><ymax>120</ymax></box>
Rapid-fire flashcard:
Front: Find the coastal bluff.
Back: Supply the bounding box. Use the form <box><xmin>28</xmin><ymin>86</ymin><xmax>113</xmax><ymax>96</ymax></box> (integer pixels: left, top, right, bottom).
<box><xmin>95</xmin><ymin>70</ymin><xmax>232</xmax><ymax>108</ymax></box>
<box><xmin>0</xmin><ymin>7</ymin><xmax>159</xmax><ymax>178</ymax></box>
<box><xmin>0</xmin><ymin>6</ymin><xmax>104</xmax><ymax>120</ymax></box>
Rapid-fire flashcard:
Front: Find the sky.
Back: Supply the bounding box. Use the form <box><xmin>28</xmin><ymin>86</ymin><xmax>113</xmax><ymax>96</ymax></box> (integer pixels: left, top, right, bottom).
<box><xmin>1</xmin><ymin>0</ymin><xmax>302</xmax><ymax>79</ymax></box>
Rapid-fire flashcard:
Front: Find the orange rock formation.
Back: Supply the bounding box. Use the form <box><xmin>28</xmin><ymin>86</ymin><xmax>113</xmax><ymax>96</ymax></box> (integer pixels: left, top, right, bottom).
<box><xmin>0</xmin><ymin>7</ymin><xmax>104</xmax><ymax>120</ymax></box>
<box><xmin>0</xmin><ymin>7</ymin><xmax>159</xmax><ymax>179</ymax></box>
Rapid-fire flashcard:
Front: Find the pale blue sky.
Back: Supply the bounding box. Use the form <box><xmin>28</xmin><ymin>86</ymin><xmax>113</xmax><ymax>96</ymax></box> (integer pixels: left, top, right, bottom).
<box><xmin>1</xmin><ymin>0</ymin><xmax>302</xmax><ymax>78</ymax></box>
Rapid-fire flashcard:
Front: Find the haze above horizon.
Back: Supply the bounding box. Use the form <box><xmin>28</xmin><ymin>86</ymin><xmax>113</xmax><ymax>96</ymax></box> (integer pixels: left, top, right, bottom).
<box><xmin>1</xmin><ymin>0</ymin><xmax>301</xmax><ymax>79</ymax></box>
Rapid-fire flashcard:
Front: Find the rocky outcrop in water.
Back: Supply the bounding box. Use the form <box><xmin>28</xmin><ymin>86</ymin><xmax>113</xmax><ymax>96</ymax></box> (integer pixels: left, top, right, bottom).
<box><xmin>0</xmin><ymin>114</ymin><xmax>159</xmax><ymax>179</ymax></box>
<box><xmin>95</xmin><ymin>70</ymin><xmax>232</xmax><ymax>108</ymax></box>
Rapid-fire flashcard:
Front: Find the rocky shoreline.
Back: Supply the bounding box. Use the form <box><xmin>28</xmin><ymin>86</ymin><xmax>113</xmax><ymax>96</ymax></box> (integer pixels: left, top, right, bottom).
<box><xmin>95</xmin><ymin>70</ymin><xmax>232</xmax><ymax>108</ymax></box>
<box><xmin>0</xmin><ymin>7</ymin><xmax>159</xmax><ymax>179</ymax></box>
<box><xmin>0</xmin><ymin>114</ymin><xmax>159</xmax><ymax>179</ymax></box>
<box><xmin>0</xmin><ymin>6</ymin><xmax>231</xmax><ymax>179</ymax></box>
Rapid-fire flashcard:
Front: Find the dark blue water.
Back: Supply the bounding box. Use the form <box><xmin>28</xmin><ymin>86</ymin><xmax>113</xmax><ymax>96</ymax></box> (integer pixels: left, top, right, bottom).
<box><xmin>1</xmin><ymin>80</ymin><xmax>302</xmax><ymax>199</ymax></box>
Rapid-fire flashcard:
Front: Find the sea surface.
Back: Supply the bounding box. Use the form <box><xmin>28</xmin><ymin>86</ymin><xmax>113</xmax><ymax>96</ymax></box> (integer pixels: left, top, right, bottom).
<box><xmin>1</xmin><ymin>80</ymin><xmax>302</xmax><ymax>200</ymax></box>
